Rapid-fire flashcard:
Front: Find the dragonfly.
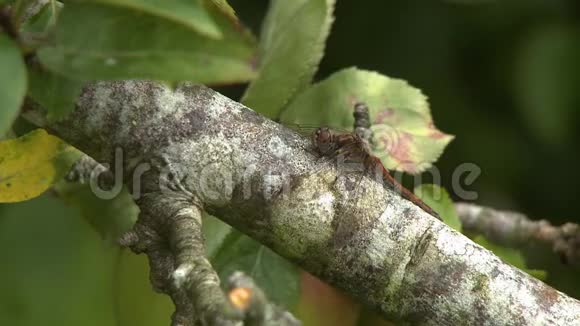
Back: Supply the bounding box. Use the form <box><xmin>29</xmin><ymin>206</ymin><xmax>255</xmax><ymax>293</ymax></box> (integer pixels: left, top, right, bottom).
<box><xmin>305</xmin><ymin>102</ymin><xmax>441</xmax><ymax>225</ymax></box>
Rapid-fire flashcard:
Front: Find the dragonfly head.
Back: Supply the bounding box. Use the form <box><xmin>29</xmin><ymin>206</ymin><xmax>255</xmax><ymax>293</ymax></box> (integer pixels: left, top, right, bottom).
<box><xmin>313</xmin><ymin>127</ymin><xmax>335</xmax><ymax>155</ymax></box>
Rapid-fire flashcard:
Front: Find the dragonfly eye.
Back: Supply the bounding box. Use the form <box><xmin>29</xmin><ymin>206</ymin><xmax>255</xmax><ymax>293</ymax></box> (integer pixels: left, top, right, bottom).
<box><xmin>315</xmin><ymin>128</ymin><xmax>331</xmax><ymax>141</ymax></box>
<box><xmin>313</xmin><ymin>127</ymin><xmax>334</xmax><ymax>154</ymax></box>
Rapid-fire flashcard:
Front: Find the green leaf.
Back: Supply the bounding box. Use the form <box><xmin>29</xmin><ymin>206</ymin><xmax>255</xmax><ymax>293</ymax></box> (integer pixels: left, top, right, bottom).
<box><xmin>11</xmin><ymin>0</ymin><xmax>48</xmax><ymax>26</ymax></box>
<box><xmin>414</xmin><ymin>184</ymin><xmax>462</xmax><ymax>231</ymax></box>
<box><xmin>49</xmin><ymin>147</ymin><xmax>136</xmax><ymax>244</ymax></box>
<box><xmin>54</xmin><ymin>182</ymin><xmax>137</xmax><ymax>243</ymax></box>
<box><xmin>0</xmin><ymin>195</ymin><xmax>120</xmax><ymax>326</ymax></box>
<box><xmin>0</xmin><ymin>129</ymin><xmax>77</xmax><ymax>203</ymax></box>
<box><xmin>474</xmin><ymin>235</ymin><xmax>547</xmax><ymax>280</ymax></box>
<box><xmin>210</xmin><ymin>228</ymin><xmax>300</xmax><ymax>307</ymax></box>
<box><xmin>0</xmin><ymin>35</ymin><xmax>27</xmax><ymax>136</ymax></box>
<box><xmin>38</xmin><ymin>1</ymin><xmax>257</xmax><ymax>83</ymax></box>
<box><xmin>28</xmin><ymin>64</ymin><xmax>84</xmax><ymax>121</ymax></box>
<box><xmin>241</xmin><ymin>0</ymin><xmax>335</xmax><ymax>118</ymax></box>
<box><xmin>207</xmin><ymin>0</ymin><xmax>236</xmax><ymax>21</ymax></box>
<box><xmin>281</xmin><ymin>67</ymin><xmax>454</xmax><ymax>174</ymax></box>
<box><xmin>115</xmin><ymin>250</ymin><xmax>175</xmax><ymax>326</ymax></box>
<box><xmin>515</xmin><ymin>26</ymin><xmax>580</xmax><ymax>146</ymax></box>
<box><xmin>19</xmin><ymin>0</ymin><xmax>61</xmax><ymax>35</ymax></box>
<box><xmin>82</xmin><ymin>0</ymin><xmax>221</xmax><ymax>39</ymax></box>
<box><xmin>202</xmin><ymin>213</ymin><xmax>232</xmax><ymax>258</ymax></box>
<box><xmin>202</xmin><ymin>215</ymin><xmax>299</xmax><ymax>307</ymax></box>
<box><xmin>204</xmin><ymin>214</ymin><xmax>301</xmax><ymax>306</ymax></box>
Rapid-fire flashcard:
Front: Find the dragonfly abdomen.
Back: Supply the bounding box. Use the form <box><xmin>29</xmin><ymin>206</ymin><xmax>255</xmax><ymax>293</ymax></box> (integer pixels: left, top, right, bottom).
<box><xmin>368</xmin><ymin>156</ymin><xmax>442</xmax><ymax>221</ymax></box>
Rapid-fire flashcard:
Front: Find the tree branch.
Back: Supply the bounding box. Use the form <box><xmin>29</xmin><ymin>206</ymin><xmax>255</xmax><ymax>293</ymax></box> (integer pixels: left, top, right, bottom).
<box><xmin>226</xmin><ymin>272</ymin><xmax>300</xmax><ymax>326</ymax></box>
<box><xmin>455</xmin><ymin>202</ymin><xmax>580</xmax><ymax>266</ymax></box>
<box><xmin>29</xmin><ymin>80</ymin><xmax>580</xmax><ymax>325</ymax></box>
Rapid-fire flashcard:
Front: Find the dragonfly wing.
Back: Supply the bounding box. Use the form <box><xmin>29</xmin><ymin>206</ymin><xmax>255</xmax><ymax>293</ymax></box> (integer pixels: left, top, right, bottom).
<box><xmin>281</xmin><ymin>122</ymin><xmax>353</xmax><ymax>137</ymax></box>
<box><xmin>282</xmin><ymin>123</ymin><xmax>320</xmax><ymax>137</ymax></box>
<box><xmin>332</xmin><ymin>171</ymin><xmax>378</xmax><ymax>248</ymax></box>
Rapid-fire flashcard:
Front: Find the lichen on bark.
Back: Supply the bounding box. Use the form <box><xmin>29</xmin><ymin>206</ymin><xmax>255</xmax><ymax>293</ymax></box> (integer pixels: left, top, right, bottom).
<box><xmin>31</xmin><ymin>80</ymin><xmax>580</xmax><ymax>325</ymax></box>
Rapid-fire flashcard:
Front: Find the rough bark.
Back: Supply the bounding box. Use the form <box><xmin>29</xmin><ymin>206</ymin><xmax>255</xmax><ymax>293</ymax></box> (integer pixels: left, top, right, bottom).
<box><xmin>28</xmin><ymin>80</ymin><xmax>580</xmax><ymax>325</ymax></box>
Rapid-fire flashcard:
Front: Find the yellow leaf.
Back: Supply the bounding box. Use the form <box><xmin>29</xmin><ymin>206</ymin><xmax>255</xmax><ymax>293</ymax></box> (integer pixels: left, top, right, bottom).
<box><xmin>0</xmin><ymin>129</ymin><xmax>75</xmax><ymax>203</ymax></box>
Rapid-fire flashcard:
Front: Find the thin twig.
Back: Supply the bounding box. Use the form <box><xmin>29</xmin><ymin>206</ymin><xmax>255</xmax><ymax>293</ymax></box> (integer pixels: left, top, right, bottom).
<box><xmin>456</xmin><ymin>202</ymin><xmax>580</xmax><ymax>266</ymax></box>
<box><xmin>227</xmin><ymin>272</ymin><xmax>300</xmax><ymax>326</ymax></box>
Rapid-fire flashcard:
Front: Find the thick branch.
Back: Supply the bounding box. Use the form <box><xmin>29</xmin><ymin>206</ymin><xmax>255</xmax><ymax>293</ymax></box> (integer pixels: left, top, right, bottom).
<box><xmin>32</xmin><ymin>81</ymin><xmax>580</xmax><ymax>325</ymax></box>
<box><xmin>456</xmin><ymin>202</ymin><xmax>580</xmax><ymax>266</ymax></box>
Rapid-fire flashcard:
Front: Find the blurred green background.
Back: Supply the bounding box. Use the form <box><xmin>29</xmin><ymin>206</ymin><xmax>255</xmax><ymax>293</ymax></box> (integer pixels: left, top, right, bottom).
<box><xmin>2</xmin><ymin>0</ymin><xmax>579</xmax><ymax>325</ymax></box>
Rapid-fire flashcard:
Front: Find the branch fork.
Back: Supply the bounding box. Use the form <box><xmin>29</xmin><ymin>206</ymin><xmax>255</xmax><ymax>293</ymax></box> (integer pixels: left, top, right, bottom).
<box><xmin>33</xmin><ymin>80</ymin><xmax>580</xmax><ymax>325</ymax></box>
